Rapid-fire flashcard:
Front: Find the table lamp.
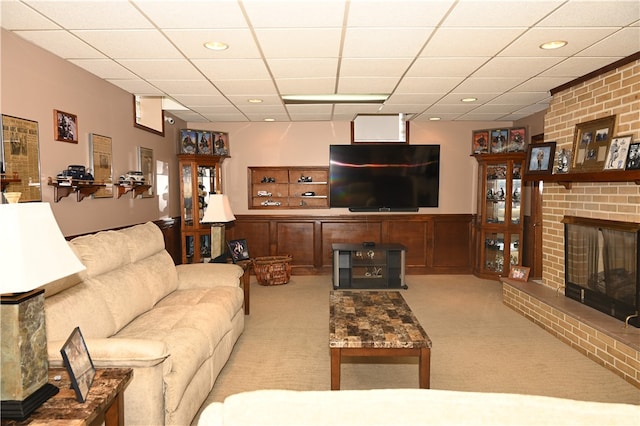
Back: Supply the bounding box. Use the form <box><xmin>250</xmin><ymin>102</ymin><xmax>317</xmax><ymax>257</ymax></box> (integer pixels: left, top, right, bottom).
<box><xmin>0</xmin><ymin>202</ymin><xmax>86</xmax><ymax>420</ymax></box>
<box><xmin>201</xmin><ymin>193</ymin><xmax>235</xmax><ymax>261</ymax></box>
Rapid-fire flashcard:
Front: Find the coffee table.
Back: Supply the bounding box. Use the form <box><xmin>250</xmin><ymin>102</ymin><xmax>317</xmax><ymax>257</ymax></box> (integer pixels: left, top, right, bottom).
<box><xmin>329</xmin><ymin>290</ymin><xmax>432</xmax><ymax>390</ymax></box>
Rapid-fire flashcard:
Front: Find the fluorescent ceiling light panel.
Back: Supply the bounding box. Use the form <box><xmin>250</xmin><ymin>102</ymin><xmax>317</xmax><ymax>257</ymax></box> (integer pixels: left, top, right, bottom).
<box><xmin>282</xmin><ymin>94</ymin><xmax>389</xmax><ymax>104</ymax></box>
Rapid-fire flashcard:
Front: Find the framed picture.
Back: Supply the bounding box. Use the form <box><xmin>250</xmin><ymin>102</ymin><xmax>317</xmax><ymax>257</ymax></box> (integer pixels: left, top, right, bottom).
<box><xmin>472</xmin><ymin>130</ymin><xmax>489</xmax><ymax>154</ymax></box>
<box><xmin>626</xmin><ymin>142</ymin><xmax>640</xmax><ymax>170</ymax></box>
<box><xmin>54</xmin><ymin>109</ymin><xmax>78</xmax><ymax>143</ymax></box>
<box><xmin>197</xmin><ymin>131</ymin><xmax>213</xmax><ymax>155</ymax></box>
<box><xmin>508</xmin><ymin>127</ymin><xmax>527</xmax><ymax>152</ymax></box>
<box><xmin>228</xmin><ymin>239</ymin><xmax>250</xmax><ymax>262</ymax></box>
<box><xmin>509</xmin><ymin>266</ymin><xmax>530</xmax><ymax>281</ymax></box>
<box><xmin>60</xmin><ymin>327</ymin><xmax>95</xmax><ymax>403</ymax></box>
<box><xmin>138</xmin><ymin>146</ymin><xmax>154</xmax><ymax>197</ymax></box>
<box><xmin>554</xmin><ymin>148</ymin><xmax>571</xmax><ymax>174</ymax></box>
<box><xmin>525</xmin><ymin>142</ymin><xmax>556</xmax><ymax>175</ymax></box>
<box><xmin>604</xmin><ymin>135</ymin><xmax>632</xmax><ymax>171</ymax></box>
<box><xmin>1</xmin><ymin>114</ymin><xmax>42</xmax><ymax>202</ymax></box>
<box><xmin>179</xmin><ymin>129</ymin><xmax>197</xmax><ymax>154</ymax></box>
<box><xmin>571</xmin><ymin>115</ymin><xmax>616</xmax><ymax>172</ymax></box>
<box><xmin>213</xmin><ymin>131</ymin><xmax>229</xmax><ymax>156</ymax></box>
<box><xmin>490</xmin><ymin>129</ymin><xmax>508</xmax><ymax>153</ymax></box>
<box><xmin>89</xmin><ymin>133</ymin><xmax>113</xmax><ymax>198</ymax></box>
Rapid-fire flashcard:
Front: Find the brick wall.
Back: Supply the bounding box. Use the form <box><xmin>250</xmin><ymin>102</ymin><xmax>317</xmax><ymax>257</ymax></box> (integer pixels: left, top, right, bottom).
<box><xmin>542</xmin><ymin>58</ymin><xmax>640</xmax><ymax>290</ymax></box>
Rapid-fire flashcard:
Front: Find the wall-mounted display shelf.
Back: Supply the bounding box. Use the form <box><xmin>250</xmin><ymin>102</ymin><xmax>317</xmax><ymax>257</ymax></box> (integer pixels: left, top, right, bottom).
<box><xmin>1</xmin><ymin>175</ymin><xmax>20</xmax><ymax>192</ymax></box>
<box><xmin>523</xmin><ymin>170</ymin><xmax>640</xmax><ymax>189</ymax></box>
<box><xmin>47</xmin><ymin>178</ymin><xmax>105</xmax><ymax>202</ymax></box>
<box><xmin>248</xmin><ymin>166</ymin><xmax>329</xmax><ymax>209</ymax></box>
<box><xmin>115</xmin><ymin>183</ymin><xmax>152</xmax><ymax>199</ymax></box>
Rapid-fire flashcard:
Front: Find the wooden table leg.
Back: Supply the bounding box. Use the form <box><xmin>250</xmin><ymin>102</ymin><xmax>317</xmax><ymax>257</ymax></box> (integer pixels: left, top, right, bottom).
<box><xmin>103</xmin><ymin>390</ymin><xmax>125</xmax><ymax>426</ymax></box>
<box><xmin>330</xmin><ymin>348</ymin><xmax>341</xmax><ymax>390</ymax></box>
<box><xmin>419</xmin><ymin>347</ymin><xmax>431</xmax><ymax>389</ymax></box>
<box><xmin>242</xmin><ymin>265</ymin><xmax>250</xmax><ymax>315</ymax></box>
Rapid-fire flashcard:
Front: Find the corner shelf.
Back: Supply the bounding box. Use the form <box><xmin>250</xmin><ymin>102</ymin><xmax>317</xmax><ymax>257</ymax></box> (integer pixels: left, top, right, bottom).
<box><xmin>48</xmin><ymin>178</ymin><xmax>106</xmax><ymax>202</ymax></box>
<box><xmin>115</xmin><ymin>183</ymin><xmax>151</xmax><ymax>199</ymax></box>
<box><xmin>523</xmin><ymin>170</ymin><xmax>640</xmax><ymax>189</ymax></box>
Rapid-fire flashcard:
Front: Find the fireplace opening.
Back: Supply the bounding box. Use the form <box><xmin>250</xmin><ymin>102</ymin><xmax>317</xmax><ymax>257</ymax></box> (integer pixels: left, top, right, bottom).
<box><xmin>562</xmin><ymin>216</ymin><xmax>640</xmax><ymax>328</ymax></box>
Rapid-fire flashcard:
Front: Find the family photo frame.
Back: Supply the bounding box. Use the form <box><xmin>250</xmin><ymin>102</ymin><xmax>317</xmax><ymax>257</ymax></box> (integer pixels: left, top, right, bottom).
<box><xmin>509</xmin><ymin>266</ymin><xmax>530</xmax><ymax>282</ymax></box>
<box><xmin>525</xmin><ymin>142</ymin><xmax>556</xmax><ymax>175</ymax></box>
<box><xmin>571</xmin><ymin>115</ymin><xmax>616</xmax><ymax>172</ymax></box>
<box><xmin>603</xmin><ymin>135</ymin><xmax>633</xmax><ymax>171</ymax></box>
<box><xmin>54</xmin><ymin>109</ymin><xmax>78</xmax><ymax>143</ymax></box>
<box><xmin>60</xmin><ymin>327</ymin><xmax>95</xmax><ymax>403</ymax></box>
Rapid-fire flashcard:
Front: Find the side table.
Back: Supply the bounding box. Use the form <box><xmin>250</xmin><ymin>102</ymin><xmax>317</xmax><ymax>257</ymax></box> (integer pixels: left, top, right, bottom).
<box><xmin>1</xmin><ymin>368</ymin><xmax>132</xmax><ymax>426</ymax></box>
<box><xmin>235</xmin><ymin>259</ymin><xmax>251</xmax><ymax>315</ymax></box>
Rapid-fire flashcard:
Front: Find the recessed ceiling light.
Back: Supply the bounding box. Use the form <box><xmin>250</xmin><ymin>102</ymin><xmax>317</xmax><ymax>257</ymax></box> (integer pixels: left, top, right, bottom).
<box><xmin>429</xmin><ymin>117</ymin><xmax>441</xmax><ymax>121</ymax></box>
<box><xmin>204</xmin><ymin>41</ymin><xmax>229</xmax><ymax>51</ymax></box>
<box><xmin>282</xmin><ymin>94</ymin><xmax>389</xmax><ymax>104</ymax></box>
<box><xmin>264</xmin><ymin>118</ymin><xmax>275</xmax><ymax>122</ymax></box>
<box><xmin>461</xmin><ymin>97</ymin><xmax>477</xmax><ymax>103</ymax></box>
<box><xmin>540</xmin><ymin>40</ymin><xmax>567</xmax><ymax>50</ymax></box>
<box><xmin>248</xmin><ymin>98</ymin><xmax>263</xmax><ymax>103</ymax></box>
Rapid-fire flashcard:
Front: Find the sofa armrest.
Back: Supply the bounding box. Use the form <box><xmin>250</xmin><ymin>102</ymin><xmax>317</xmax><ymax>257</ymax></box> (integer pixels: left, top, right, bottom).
<box><xmin>176</xmin><ymin>263</ymin><xmax>244</xmax><ymax>290</ymax></box>
<box><xmin>48</xmin><ymin>338</ymin><xmax>169</xmax><ymax>369</ymax></box>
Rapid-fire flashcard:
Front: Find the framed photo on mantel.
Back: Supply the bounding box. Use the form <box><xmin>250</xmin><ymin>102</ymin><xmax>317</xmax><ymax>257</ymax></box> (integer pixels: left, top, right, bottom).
<box><xmin>571</xmin><ymin>115</ymin><xmax>616</xmax><ymax>172</ymax></box>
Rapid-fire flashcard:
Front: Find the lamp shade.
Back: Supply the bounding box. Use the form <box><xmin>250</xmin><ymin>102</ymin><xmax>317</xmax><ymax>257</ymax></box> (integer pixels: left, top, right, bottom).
<box><xmin>201</xmin><ymin>194</ymin><xmax>235</xmax><ymax>224</ymax></box>
<box><xmin>0</xmin><ymin>203</ymin><xmax>85</xmax><ymax>294</ymax></box>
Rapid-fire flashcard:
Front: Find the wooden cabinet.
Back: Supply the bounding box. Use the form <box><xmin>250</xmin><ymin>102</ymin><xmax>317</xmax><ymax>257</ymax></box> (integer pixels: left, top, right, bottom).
<box><xmin>332</xmin><ymin>243</ymin><xmax>406</xmax><ymax>289</ymax></box>
<box><xmin>178</xmin><ymin>154</ymin><xmax>227</xmax><ymax>264</ymax></box>
<box><xmin>248</xmin><ymin>166</ymin><xmax>329</xmax><ymax>209</ymax></box>
<box><xmin>474</xmin><ymin>153</ymin><xmax>525</xmax><ymax>279</ymax></box>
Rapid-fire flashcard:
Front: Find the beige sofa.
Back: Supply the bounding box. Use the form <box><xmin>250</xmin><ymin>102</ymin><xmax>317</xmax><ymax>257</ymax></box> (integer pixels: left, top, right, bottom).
<box><xmin>197</xmin><ymin>388</ymin><xmax>640</xmax><ymax>425</ymax></box>
<box><xmin>43</xmin><ymin>222</ymin><xmax>245</xmax><ymax>426</ymax></box>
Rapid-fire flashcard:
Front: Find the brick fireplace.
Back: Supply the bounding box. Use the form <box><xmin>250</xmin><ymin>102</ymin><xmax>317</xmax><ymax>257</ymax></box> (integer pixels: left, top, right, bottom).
<box><xmin>503</xmin><ymin>55</ymin><xmax>640</xmax><ymax>388</ymax></box>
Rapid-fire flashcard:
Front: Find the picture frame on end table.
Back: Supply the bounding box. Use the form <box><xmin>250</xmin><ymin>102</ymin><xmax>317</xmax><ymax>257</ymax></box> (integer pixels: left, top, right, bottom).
<box><xmin>603</xmin><ymin>135</ymin><xmax>632</xmax><ymax>171</ymax></box>
<box><xmin>571</xmin><ymin>115</ymin><xmax>616</xmax><ymax>172</ymax></box>
<box><xmin>525</xmin><ymin>142</ymin><xmax>556</xmax><ymax>175</ymax></box>
<box><xmin>60</xmin><ymin>327</ymin><xmax>96</xmax><ymax>403</ymax></box>
<box><xmin>509</xmin><ymin>266</ymin><xmax>530</xmax><ymax>282</ymax></box>
<box><xmin>228</xmin><ymin>239</ymin><xmax>250</xmax><ymax>262</ymax></box>
<box><xmin>54</xmin><ymin>109</ymin><xmax>78</xmax><ymax>143</ymax></box>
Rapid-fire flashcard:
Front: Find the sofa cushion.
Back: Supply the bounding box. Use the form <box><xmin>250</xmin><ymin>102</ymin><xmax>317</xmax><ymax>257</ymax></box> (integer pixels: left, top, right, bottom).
<box><xmin>156</xmin><ymin>286</ymin><xmax>243</xmax><ymax>319</ymax></box>
<box><xmin>70</xmin><ymin>230</ymin><xmax>130</xmax><ymax>277</ymax></box>
<box><xmin>119</xmin><ymin>221</ymin><xmax>167</xmax><ymax>263</ymax></box>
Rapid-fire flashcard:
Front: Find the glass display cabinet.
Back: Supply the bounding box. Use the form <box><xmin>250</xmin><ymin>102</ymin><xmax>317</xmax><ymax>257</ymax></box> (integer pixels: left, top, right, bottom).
<box><xmin>474</xmin><ymin>153</ymin><xmax>525</xmax><ymax>279</ymax></box>
<box><xmin>178</xmin><ymin>154</ymin><xmax>227</xmax><ymax>264</ymax></box>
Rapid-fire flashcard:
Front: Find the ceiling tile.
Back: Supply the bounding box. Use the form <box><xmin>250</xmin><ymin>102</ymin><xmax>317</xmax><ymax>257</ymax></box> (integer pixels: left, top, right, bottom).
<box><xmin>337</xmin><ymin>77</ymin><xmax>399</xmax><ymax>93</ymax></box>
<box><xmin>23</xmin><ymin>0</ymin><xmax>153</xmax><ymax>29</ymax></box>
<box><xmin>342</xmin><ymin>27</ymin><xmax>434</xmax><ymax>58</ymax></box>
<box><xmin>148</xmin><ymin>79</ymin><xmax>221</xmax><ymax>95</ymax></box>
<box><xmin>578</xmin><ymin>27</ymin><xmax>640</xmax><ymax>57</ymax></box>
<box><xmin>276</xmin><ymin>78</ymin><xmax>337</xmax><ymax>95</ymax></box>
<box><xmin>538</xmin><ymin>0</ymin><xmax>640</xmax><ymax>27</ymax></box>
<box><xmin>69</xmin><ymin>59</ymin><xmax>138</xmax><ymax>79</ymax></box>
<box><xmin>254</xmin><ymin>28</ymin><xmax>342</xmax><ymax>58</ymax></box>
<box><xmin>132</xmin><ymin>0</ymin><xmax>247</xmax><ymax>28</ymax></box>
<box><xmin>242</xmin><ymin>0</ymin><xmax>346</xmax><ymax>28</ymax></box>
<box><xmin>106</xmin><ymin>79</ymin><xmax>164</xmax><ymax>95</ymax></box>
<box><xmin>118</xmin><ymin>59</ymin><xmax>204</xmax><ymax>80</ymax></box>
<box><xmin>421</xmin><ymin>28</ymin><xmax>527</xmax><ymax>57</ymax></box>
<box><xmin>473</xmin><ymin>57</ymin><xmax>564</xmax><ymax>78</ymax></box>
<box><xmin>267</xmin><ymin>58</ymin><xmax>339</xmax><ymax>79</ymax></box>
<box><xmin>500</xmin><ymin>27</ymin><xmax>625</xmax><ymax>57</ymax></box>
<box><xmin>406</xmin><ymin>57</ymin><xmax>489</xmax><ymax>78</ymax></box>
<box><xmin>340</xmin><ymin>58</ymin><xmax>413</xmax><ymax>77</ymax></box>
<box><xmin>540</xmin><ymin>57</ymin><xmax>627</xmax><ymax>78</ymax></box>
<box><xmin>347</xmin><ymin>0</ymin><xmax>454</xmax><ymax>27</ymax></box>
<box><xmin>163</xmin><ymin>29</ymin><xmax>261</xmax><ymax>59</ymax></box>
<box><xmin>443</xmin><ymin>1</ymin><xmax>564</xmax><ymax>27</ymax></box>
<box><xmin>14</xmin><ymin>30</ymin><xmax>104</xmax><ymax>58</ymax></box>
<box><xmin>72</xmin><ymin>29</ymin><xmax>183</xmax><ymax>59</ymax></box>
<box><xmin>1</xmin><ymin>0</ymin><xmax>60</xmax><ymax>29</ymax></box>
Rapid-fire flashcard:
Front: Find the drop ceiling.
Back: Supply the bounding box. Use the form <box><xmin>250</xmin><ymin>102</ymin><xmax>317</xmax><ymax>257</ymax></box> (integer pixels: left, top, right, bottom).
<box><xmin>1</xmin><ymin>0</ymin><xmax>639</xmax><ymax>123</ymax></box>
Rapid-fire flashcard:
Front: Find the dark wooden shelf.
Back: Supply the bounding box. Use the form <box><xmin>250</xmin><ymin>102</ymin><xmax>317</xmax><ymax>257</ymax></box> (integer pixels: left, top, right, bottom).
<box><xmin>1</xmin><ymin>175</ymin><xmax>21</xmax><ymax>192</ymax></box>
<box><xmin>48</xmin><ymin>178</ymin><xmax>106</xmax><ymax>202</ymax></box>
<box><xmin>523</xmin><ymin>170</ymin><xmax>640</xmax><ymax>189</ymax></box>
<box><xmin>115</xmin><ymin>183</ymin><xmax>152</xmax><ymax>198</ymax></box>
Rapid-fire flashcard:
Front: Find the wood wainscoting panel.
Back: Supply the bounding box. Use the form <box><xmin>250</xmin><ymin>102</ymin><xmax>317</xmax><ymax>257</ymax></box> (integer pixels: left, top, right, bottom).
<box><xmin>228</xmin><ymin>214</ymin><xmax>473</xmax><ymax>275</ymax></box>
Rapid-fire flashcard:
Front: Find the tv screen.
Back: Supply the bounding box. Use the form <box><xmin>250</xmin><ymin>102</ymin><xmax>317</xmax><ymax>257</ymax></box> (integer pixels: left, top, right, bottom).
<box><xmin>329</xmin><ymin>144</ymin><xmax>440</xmax><ymax>211</ymax></box>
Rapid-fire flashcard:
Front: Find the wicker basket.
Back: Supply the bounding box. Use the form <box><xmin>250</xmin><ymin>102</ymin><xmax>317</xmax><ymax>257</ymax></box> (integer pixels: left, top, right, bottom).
<box><xmin>252</xmin><ymin>255</ymin><xmax>292</xmax><ymax>286</ymax></box>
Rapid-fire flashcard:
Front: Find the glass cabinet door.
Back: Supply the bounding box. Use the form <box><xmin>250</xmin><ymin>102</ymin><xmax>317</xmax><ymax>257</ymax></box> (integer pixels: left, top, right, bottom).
<box><xmin>511</xmin><ymin>162</ymin><xmax>522</xmax><ymax>225</ymax></box>
<box><xmin>182</xmin><ymin>164</ymin><xmax>193</xmax><ymax>226</ymax></box>
<box><xmin>484</xmin><ymin>231</ymin><xmax>505</xmax><ymax>273</ymax></box>
<box><xmin>485</xmin><ymin>163</ymin><xmax>507</xmax><ymax>224</ymax></box>
<box><xmin>197</xmin><ymin>165</ymin><xmax>216</xmax><ymax>223</ymax></box>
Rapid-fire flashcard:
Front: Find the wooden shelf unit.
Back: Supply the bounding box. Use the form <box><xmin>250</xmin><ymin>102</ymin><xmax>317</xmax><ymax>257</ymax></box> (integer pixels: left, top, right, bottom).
<box><xmin>115</xmin><ymin>182</ymin><xmax>152</xmax><ymax>198</ymax></box>
<box><xmin>47</xmin><ymin>178</ymin><xmax>106</xmax><ymax>202</ymax></box>
<box><xmin>248</xmin><ymin>166</ymin><xmax>329</xmax><ymax>209</ymax></box>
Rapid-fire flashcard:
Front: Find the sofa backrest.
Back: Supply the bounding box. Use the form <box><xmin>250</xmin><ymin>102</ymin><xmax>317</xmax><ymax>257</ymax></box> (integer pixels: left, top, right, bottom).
<box><xmin>45</xmin><ymin>222</ymin><xmax>179</xmax><ymax>342</ymax></box>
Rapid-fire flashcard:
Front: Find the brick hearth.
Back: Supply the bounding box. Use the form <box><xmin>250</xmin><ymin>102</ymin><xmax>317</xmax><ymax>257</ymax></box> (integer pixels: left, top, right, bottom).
<box><xmin>502</xmin><ymin>278</ymin><xmax>640</xmax><ymax>389</ymax></box>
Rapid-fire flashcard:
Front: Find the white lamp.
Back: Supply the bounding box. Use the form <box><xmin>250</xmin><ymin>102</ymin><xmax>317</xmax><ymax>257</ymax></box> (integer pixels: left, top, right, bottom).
<box><xmin>201</xmin><ymin>193</ymin><xmax>236</xmax><ymax>261</ymax></box>
<box><xmin>0</xmin><ymin>203</ymin><xmax>86</xmax><ymax>420</ymax></box>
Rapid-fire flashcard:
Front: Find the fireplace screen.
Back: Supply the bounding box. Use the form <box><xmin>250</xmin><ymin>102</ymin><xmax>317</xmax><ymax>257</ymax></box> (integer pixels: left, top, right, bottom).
<box><xmin>563</xmin><ymin>216</ymin><xmax>639</xmax><ymax>327</ymax></box>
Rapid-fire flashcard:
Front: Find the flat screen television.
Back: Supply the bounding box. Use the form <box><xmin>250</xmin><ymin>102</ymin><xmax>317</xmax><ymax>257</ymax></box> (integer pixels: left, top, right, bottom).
<box><xmin>329</xmin><ymin>144</ymin><xmax>440</xmax><ymax>211</ymax></box>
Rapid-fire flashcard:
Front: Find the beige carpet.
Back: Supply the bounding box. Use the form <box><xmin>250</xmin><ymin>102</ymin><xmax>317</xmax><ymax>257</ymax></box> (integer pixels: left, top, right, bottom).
<box><xmin>194</xmin><ymin>274</ymin><xmax>639</xmax><ymax>423</ymax></box>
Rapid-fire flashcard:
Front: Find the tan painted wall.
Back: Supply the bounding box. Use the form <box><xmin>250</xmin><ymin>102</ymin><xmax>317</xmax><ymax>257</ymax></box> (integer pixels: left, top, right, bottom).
<box><xmin>541</xmin><ymin>58</ymin><xmax>640</xmax><ymax>290</ymax></box>
<box><xmin>3</xmin><ymin>28</ymin><xmax>538</xmax><ymax>236</ymax></box>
